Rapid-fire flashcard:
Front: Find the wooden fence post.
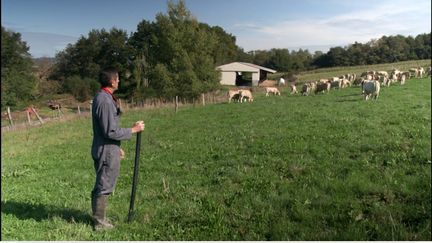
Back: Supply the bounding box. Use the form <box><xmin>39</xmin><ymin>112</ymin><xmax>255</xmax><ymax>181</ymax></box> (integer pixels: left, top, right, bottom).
<box><xmin>31</xmin><ymin>107</ymin><xmax>44</xmax><ymax>124</ymax></box>
<box><xmin>202</xmin><ymin>93</ymin><xmax>205</xmax><ymax>106</ymax></box>
<box><xmin>7</xmin><ymin>107</ymin><xmax>14</xmax><ymax>127</ymax></box>
<box><xmin>58</xmin><ymin>107</ymin><xmax>63</xmax><ymax>118</ymax></box>
<box><xmin>27</xmin><ymin>110</ymin><xmax>31</xmax><ymax>125</ymax></box>
<box><xmin>175</xmin><ymin>96</ymin><xmax>179</xmax><ymax>113</ymax></box>
<box><xmin>77</xmin><ymin>105</ymin><xmax>81</xmax><ymax>115</ymax></box>
<box><xmin>90</xmin><ymin>101</ymin><xmax>93</xmax><ymax>117</ymax></box>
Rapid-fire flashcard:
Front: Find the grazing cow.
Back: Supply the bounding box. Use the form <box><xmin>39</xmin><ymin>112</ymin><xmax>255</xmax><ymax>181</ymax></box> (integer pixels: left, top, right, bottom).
<box><xmin>265</xmin><ymin>87</ymin><xmax>281</xmax><ymax>96</ymax></box>
<box><xmin>409</xmin><ymin>68</ymin><xmax>419</xmax><ymax>78</ymax></box>
<box><xmin>379</xmin><ymin>75</ymin><xmax>390</xmax><ymax>87</ymax></box>
<box><xmin>315</xmin><ymin>82</ymin><xmax>331</xmax><ymax>94</ymax></box>
<box><xmin>319</xmin><ymin>78</ymin><xmax>329</xmax><ymax>83</ymax></box>
<box><xmin>330</xmin><ymin>77</ymin><xmax>340</xmax><ymax>82</ymax></box>
<box><xmin>400</xmin><ymin>74</ymin><xmax>406</xmax><ymax>85</ymax></box>
<box><xmin>402</xmin><ymin>71</ymin><xmax>411</xmax><ymax>79</ymax></box>
<box><xmin>377</xmin><ymin>71</ymin><xmax>389</xmax><ymax>78</ymax></box>
<box><xmin>390</xmin><ymin>74</ymin><xmax>398</xmax><ymax>83</ymax></box>
<box><xmin>278</xmin><ymin>77</ymin><xmax>286</xmax><ymax>86</ymax></box>
<box><xmin>47</xmin><ymin>100</ymin><xmax>62</xmax><ymax>110</ymax></box>
<box><xmin>331</xmin><ymin>80</ymin><xmax>342</xmax><ymax>89</ymax></box>
<box><xmin>239</xmin><ymin>89</ymin><xmax>253</xmax><ymax>103</ymax></box>
<box><xmin>418</xmin><ymin>67</ymin><xmax>425</xmax><ymax>78</ymax></box>
<box><xmin>353</xmin><ymin>77</ymin><xmax>364</xmax><ymax>86</ymax></box>
<box><xmin>290</xmin><ymin>83</ymin><xmax>298</xmax><ymax>94</ymax></box>
<box><xmin>228</xmin><ymin>90</ymin><xmax>241</xmax><ymax>103</ymax></box>
<box><xmin>309</xmin><ymin>81</ymin><xmax>317</xmax><ymax>93</ymax></box>
<box><xmin>341</xmin><ymin>78</ymin><xmax>351</xmax><ymax>88</ymax></box>
<box><xmin>391</xmin><ymin>69</ymin><xmax>401</xmax><ymax>76</ymax></box>
<box><xmin>301</xmin><ymin>83</ymin><xmax>311</xmax><ymax>96</ymax></box>
<box><xmin>362</xmin><ymin>80</ymin><xmax>381</xmax><ymax>100</ymax></box>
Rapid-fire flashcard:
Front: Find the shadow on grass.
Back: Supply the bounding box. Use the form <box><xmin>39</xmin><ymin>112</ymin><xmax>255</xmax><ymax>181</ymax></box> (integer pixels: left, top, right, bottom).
<box><xmin>335</xmin><ymin>98</ymin><xmax>360</xmax><ymax>102</ymax></box>
<box><xmin>1</xmin><ymin>200</ymin><xmax>92</xmax><ymax>225</ymax></box>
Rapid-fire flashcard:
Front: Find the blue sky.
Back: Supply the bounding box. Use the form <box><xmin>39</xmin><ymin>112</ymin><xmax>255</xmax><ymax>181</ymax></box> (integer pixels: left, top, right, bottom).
<box><xmin>2</xmin><ymin>0</ymin><xmax>431</xmax><ymax>58</ymax></box>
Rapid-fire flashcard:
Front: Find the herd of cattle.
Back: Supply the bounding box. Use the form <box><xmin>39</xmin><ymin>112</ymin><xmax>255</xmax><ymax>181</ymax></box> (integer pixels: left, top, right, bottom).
<box><xmin>228</xmin><ymin>66</ymin><xmax>431</xmax><ymax>102</ymax></box>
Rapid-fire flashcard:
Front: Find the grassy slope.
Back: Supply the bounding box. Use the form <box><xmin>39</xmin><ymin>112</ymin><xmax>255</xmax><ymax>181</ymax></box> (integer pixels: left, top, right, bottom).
<box><xmin>270</xmin><ymin>59</ymin><xmax>431</xmax><ymax>83</ymax></box>
<box><xmin>1</xmin><ymin>77</ymin><xmax>431</xmax><ymax>240</ymax></box>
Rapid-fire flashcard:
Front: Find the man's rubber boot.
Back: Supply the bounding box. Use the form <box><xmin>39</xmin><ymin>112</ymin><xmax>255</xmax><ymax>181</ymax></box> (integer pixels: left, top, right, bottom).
<box><xmin>92</xmin><ymin>194</ymin><xmax>114</xmax><ymax>231</ymax></box>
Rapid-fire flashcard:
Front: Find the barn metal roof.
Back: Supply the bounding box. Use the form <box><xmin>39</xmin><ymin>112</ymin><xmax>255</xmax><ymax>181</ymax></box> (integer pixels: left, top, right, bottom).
<box><xmin>216</xmin><ymin>62</ymin><xmax>277</xmax><ymax>73</ymax></box>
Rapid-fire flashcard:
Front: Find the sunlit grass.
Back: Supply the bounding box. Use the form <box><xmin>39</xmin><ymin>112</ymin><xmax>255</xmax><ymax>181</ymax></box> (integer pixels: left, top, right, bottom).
<box><xmin>1</xmin><ymin>77</ymin><xmax>430</xmax><ymax>240</ymax></box>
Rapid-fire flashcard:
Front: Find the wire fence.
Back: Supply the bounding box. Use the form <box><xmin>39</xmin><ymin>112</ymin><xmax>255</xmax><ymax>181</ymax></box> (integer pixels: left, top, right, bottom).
<box><xmin>1</xmin><ymin>91</ymin><xmax>230</xmax><ymax>132</ymax></box>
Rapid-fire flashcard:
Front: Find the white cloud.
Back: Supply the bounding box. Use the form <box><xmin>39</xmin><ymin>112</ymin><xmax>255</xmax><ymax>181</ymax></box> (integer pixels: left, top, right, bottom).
<box><xmin>233</xmin><ymin>0</ymin><xmax>431</xmax><ymax>51</ymax></box>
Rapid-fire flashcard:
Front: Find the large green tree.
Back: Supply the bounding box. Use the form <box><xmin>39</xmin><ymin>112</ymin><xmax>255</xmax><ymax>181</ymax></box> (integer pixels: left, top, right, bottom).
<box><xmin>1</xmin><ymin>26</ymin><xmax>38</xmax><ymax>109</ymax></box>
<box><xmin>129</xmin><ymin>0</ymin><xmax>221</xmax><ymax>99</ymax></box>
<box><xmin>50</xmin><ymin>28</ymin><xmax>133</xmax><ymax>100</ymax></box>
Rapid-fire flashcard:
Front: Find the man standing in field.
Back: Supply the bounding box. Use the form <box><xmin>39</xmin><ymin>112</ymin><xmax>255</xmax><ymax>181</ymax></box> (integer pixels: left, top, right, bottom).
<box><xmin>91</xmin><ymin>67</ymin><xmax>145</xmax><ymax>231</ymax></box>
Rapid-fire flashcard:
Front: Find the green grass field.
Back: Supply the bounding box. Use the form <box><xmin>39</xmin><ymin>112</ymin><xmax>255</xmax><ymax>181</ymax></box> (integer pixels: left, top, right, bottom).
<box><xmin>1</xmin><ymin>76</ymin><xmax>431</xmax><ymax>240</ymax></box>
<box><xmin>270</xmin><ymin>59</ymin><xmax>431</xmax><ymax>83</ymax></box>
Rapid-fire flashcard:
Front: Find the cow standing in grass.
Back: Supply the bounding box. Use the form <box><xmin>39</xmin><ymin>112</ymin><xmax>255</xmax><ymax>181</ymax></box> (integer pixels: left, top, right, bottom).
<box><xmin>228</xmin><ymin>90</ymin><xmax>241</xmax><ymax>103</ymax></box>
<box><xmin>362</xmin><ymin>80</ymin><xmax>381</xmax><ymax>100</ymax></box>
<box><xmin>290</xmin><ymin>83</ymin><xmax>298</xmax><ymax>94</ymax></box>
<box><xmin>265</xmin><ymin>87</ymin><xmax>281</xmax><ymax>96</ymax></box>
<box><xmin>239</xmin><ymin>89</ymin><xmax>254</xmax><ymax>103</ymax></box>
<box><xmin>301</xmin><ymin>83</ymin><xmax>311</xmax><ymax>96</ymax></box>
<box><xmin>315</xmin><ymin>81</ymin><xmax>331</xmax><ymax>94</ymax></box>
<box><xmin>278</xmin><ymin>77</ymin><xmax>286</xmax><ymax>86</ymax></box>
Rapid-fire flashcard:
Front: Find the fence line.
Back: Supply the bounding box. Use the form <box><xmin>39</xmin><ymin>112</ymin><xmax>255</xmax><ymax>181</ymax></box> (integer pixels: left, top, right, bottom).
<box><xmin>1</xmin><ymin>91</ymin><xmax>229</xmax><ymax>132</ymax></box>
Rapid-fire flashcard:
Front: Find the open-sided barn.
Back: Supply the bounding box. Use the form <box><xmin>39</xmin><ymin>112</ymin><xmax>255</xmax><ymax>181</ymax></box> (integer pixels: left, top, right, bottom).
<box><xmin>216</xmin><ymin>62</ymin><xmax>277</xmax><ymax>86</ymax></box>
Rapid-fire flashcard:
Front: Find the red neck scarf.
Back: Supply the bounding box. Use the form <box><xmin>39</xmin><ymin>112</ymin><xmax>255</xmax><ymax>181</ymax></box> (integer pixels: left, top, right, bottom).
<box><xmin>101</xmin><ymin>87</ymin><xmax>118</xmax><ymax>103</ymax></box>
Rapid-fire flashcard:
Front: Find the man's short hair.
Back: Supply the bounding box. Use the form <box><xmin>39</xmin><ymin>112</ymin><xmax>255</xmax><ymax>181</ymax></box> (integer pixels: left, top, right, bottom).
<box><xmin>99</xmin><ymin>67</ymin><xmax>118</xmax><ymax>87</ymax></box>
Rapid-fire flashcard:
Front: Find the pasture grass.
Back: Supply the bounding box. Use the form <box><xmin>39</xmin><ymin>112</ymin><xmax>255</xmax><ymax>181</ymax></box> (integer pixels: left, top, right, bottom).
<box><xmin>1</xmin><ymin>77</ymin><xmax>431</xmax><ymax>240</ymax></box>
<box><xmin>270</xmin><ymin>59</ymin><xmax>431</xmax><ymax>83</ymax></box>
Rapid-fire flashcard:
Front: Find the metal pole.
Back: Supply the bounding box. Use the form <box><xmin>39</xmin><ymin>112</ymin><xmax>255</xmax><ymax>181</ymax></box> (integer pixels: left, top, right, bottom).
<box><xmin>128</xmin><ymin>131</ymin><xmax>142</xmax><ymax>222</ymax></box>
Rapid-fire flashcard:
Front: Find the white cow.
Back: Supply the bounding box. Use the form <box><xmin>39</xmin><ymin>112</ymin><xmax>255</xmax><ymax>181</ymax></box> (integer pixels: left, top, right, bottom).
<box><xmin>265</xmin><ymin>87</ymin><xmax>281</xmax><ymax>96</ymax></box>
<box><xmin>377</xmin><ymin>71</ymin><xmax>389</xmax><ymax>78</ymax></box>
<box><xmin>290</xmin><ymin>83</ymin><xmax>298</xmax><ymax>94</ymax></box>
<box><xmin>418</xmin><ymin>67</ymin><xmax>425</xmax><ymax>78</ymax></box>
<box><xmin>278</xmin><ymin>77</ymin><xmax>286</xmax><ymax>86</ymax></box>
<box><xmin>239</xmin><ymin>89</ymin><xmax>253</xmax><ymax>103</ymax></box>
<box><xmin>228</xmin><ymin>90</ymin><xmax>241</xmax><ymax>103</ymax></box>
<box><xmin>341</xmin><ymin>78</ymin><xmax>351</xmax><ymax>88</ymax></box>
<box><xmin>362</xmin><ymin>80</ymin><xmax>381</xmax><ymax>100</ymax></box>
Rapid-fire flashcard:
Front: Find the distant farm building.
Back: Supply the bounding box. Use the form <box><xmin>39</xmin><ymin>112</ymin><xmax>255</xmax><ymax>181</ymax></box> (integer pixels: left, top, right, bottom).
<box><xmin>216</xmin><ymin>62</ymin><xmax>277</xmax><ymax>86</ymax></box>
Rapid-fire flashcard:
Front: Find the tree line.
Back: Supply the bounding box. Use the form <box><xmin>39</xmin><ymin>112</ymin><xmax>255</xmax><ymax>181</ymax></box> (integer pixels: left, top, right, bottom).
<box><xmin>1</xmin><ymin>0</ymin><xmax>431</xmax><ymax>109</ymax></box>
